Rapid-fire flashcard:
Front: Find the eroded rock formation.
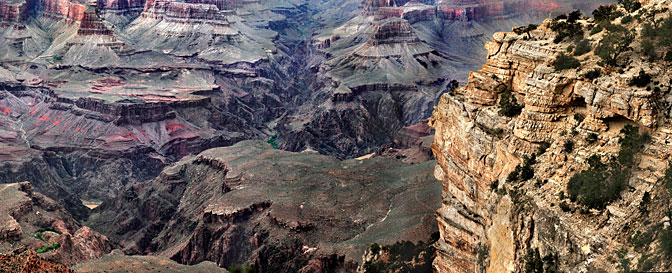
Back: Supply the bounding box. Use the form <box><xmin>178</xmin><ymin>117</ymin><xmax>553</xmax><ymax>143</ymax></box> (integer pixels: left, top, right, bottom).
<box><xmin>0</xmin><ymin>182</ymin><xmax>113</xmax><ymax>266</ymax></box>
<box><xmin>431</xmin><ymin>1</ymin><xmax>672</xmax><ymax>272</ymax></box>
<box><xmin>87</xmin><ymin>140</ymin><xmax>440</xmax><ymax>272</ymax></box>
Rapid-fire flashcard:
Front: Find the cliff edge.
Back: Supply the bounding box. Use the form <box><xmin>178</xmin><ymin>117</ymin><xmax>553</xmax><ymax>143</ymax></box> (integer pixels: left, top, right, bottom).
<box><xmin>431</xmin><ymin>0</ymin><xmax>672</xmax><ymax>272</ymax></box>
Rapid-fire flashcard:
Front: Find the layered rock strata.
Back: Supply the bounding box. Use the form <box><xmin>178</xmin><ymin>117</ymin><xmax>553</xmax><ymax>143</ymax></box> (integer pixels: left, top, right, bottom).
<box><xmin>87</xmin><ymin>140</ymin><xmax>440</xmax><ymax>272</ymax></box>
<box><xmin>431</xmin><ymin>3</ymin><xmax>672</xmax><ymax>272</ymax></box>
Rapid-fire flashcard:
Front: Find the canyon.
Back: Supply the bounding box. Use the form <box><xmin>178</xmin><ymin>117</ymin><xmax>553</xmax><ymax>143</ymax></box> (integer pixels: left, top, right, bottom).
<box><xmin>6</xmin><ymin>0</ymin><xmax>661</xmax><ymax>272</ymax></box>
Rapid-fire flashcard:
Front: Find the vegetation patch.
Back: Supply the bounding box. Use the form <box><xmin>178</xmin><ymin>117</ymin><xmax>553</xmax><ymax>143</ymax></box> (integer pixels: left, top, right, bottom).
<box><xmin>498</xmin><ymin>89</ymin><xmax>524</xmax><ymax>117</ymax></box>
<box><xmin>549</xmin><ymin>14</ymin><xmax>584</xmax><ymax>43</ymax></box>
<box><xmin>552</xmin><ymin>53</ymin><xmax>581</xmax><ymax>71</ymax></box>
<box><xmin>267</xmin><ymin>134</ymin><xmax>279</xmax><ymax>149</ymax></box>
<box><xmin>581</xmin><ymin>68</ymin><xmax>601</xmax><ymax>80</ymax></box>
<box><xmin>573</xmin><ymin>39</ymin><xmax>592</xmax><ymax>56</ymax></box>
<box><xmin>593</xmin><ymin>5</ymin><xmax>623</xmax><ymax>23</ymax></box>
<box><xmin>228</xmin><ymin>263</ymin><xmax>255</xmax><ymax>273</ymax></box>
<box><xmin>594</xmin><ymin>26</ymin><xmax>635</xmax><ymax>67</ymax></box>
<box><xmin>630</xmin><ymin>70</ymin><xmax>652</xmax><ymax>87</ymax></box>
<box><xmin>567</xmin><ymin>125</ymin><xmax>648</xmax><ymax>209</ymax></box>
<box><xmin>36</xmin><ymin>242</ymin><xmax>60</xmax><ymax>254</ymax></box>
<box><xmin>524</xmin><ymin>248</ymin><xmax>559</xmax><ymax>273</ymax></box>
<box><xmin>513</xmin><ymin>24</ymin><xmax>539</xmax><ymax>40</ymax></box>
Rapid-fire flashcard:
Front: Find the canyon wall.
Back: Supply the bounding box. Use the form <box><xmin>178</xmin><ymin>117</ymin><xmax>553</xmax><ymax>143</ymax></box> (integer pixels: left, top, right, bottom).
<box><xmin>431</xmin><ymin>2</ymin><xmax>672</xmax><ymax>272</ymax></box>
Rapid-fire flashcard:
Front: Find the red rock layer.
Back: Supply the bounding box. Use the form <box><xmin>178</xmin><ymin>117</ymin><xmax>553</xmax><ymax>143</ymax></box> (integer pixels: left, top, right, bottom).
<box><xmin>142</xmin><ymin>0</ymin><xmax>230</xmax><ymax>25</ymax></box>
<box><xmin>97</xmin><ymin>0</ymin><xmax>146</xmax><ymax>15</ymax></box>
<box><xmin>437</xmin><ymin>0</ymin><xmax>561</xmax><ymax>20</ymax></box>
<box><xmin>368</xmin><ymin>19</ymin><xmax>419</xmax><ymax>45</ymax></box>
<box><xmin>77</xmin><ymin>3</ymin><xmax>113</xmax><ymax>35</ymax></box>
<box><xmin>0</xmin><ymin>1</ymin><xmax>29</xmax><ymax>27</ymax></box>
<box><xmin>182</xmin><ymin>0</ymin><xmax>259</xmax><ymax>10</ymax></box>
<box><xmin>362</xmin><ymin>0</ymin><xmax>413</xmax><ymax>15</ymax></box>
<box><xmin>33</xmin><ymin>0</ymin><xmax>87</xmax><ymax>23</ymax></box>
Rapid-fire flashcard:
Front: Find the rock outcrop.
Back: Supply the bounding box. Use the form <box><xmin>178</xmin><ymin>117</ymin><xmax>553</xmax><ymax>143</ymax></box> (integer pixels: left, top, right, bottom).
<box><xmin>87</xmin><ymin>140</ymin><xmax>440</xmax><ymax>272</ymax></box>
<box><xmin>431</xmin><ymin>1</ymin><xmax>672</xmax><ymax>272</ymax></box>
<box><xmin>0</xmin><ymin>249</ymin><xmax>73</xmax><ymax>273</ymax></box>
<box><xmin>0</xmin><ymin>182</ymin><xmax>113</xmax><ymax>266</ymax></box>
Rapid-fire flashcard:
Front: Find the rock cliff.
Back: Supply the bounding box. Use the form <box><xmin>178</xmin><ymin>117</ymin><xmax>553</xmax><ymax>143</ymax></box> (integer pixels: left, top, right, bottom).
<box><xmin>431</xmin><ymin>1</ymin><xmax>672</xmax><ymax>272</ymax></box>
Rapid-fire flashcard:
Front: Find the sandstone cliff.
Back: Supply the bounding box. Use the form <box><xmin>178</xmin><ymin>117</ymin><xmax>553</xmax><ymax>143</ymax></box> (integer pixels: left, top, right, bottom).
<box><xmin>431</xmin><ymin>1</ymin><xmax>672</xmax><ymax>272</ymax></box>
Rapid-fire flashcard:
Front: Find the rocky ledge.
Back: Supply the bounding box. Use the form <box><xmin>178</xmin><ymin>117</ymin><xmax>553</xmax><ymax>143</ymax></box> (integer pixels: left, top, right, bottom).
<box><xmin>87</xmin><ymin>140</ymin><xmax>440</xmax><ymax>272</ymax></box>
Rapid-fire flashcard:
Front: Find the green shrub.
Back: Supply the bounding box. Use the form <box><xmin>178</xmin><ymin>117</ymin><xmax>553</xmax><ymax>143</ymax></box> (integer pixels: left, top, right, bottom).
<box><xmin>228</xmin><ymin>264</ymin><xmax>255</xmax><ymax>273</ymax></box>
<box><xmin>507</xmin><ymin>165</ymin><xmax>521</xmax><ymax>182</ymax></box>
<box><xmin>574</xmin><ymin>113</ymin><xmax>585</xmax><ymax>123</ymax></box>
<box><xmin>573</xmin><ymin>39</ymin><xmax>592</xmax><ymax>56</ymax></box>
<box><xmin>448</xmin><ymin>79</ymin><xmax>459</xmax><ymax>93</ymax></box>
<box><xmin>619</xmin><ymin>0</ymin><xmax>641</xmax><ymax>13</ymax></box>
<box><xmin>498</xmin><ymin>89</ymin><xmax>523</xmax><ymax>117</ymax></box>
<box><xmin>550</xmin><ymin>20</ymin><xmax>584</xmax><ymax>43</ymax></box>
<box><xmin>536</xmin><ymin>142</ymin><xmax>551</xmax><ymax>155</ymax></box>
<box><xmin>567</xmin><ymin>125</ymin><xmax>647</xmax><ymax>209</ymax></box>
<box><xmin>560</xmin><ymin>201</ymin><xmax>571</xmax><ymax>212</ymax></box>
<box><xmin>666</xmin><ymin>51</ymin><xmax>672</xmax><ymax>62</ymax></box>
<box><xmin>616</xmin><ymin>248</ymin><xmax>632</xmax><ymax>273</ymax></box>
<box><xmin>631</xmin><ymin>229</ymin><xmax>655</xmax><ymax>250</ymax></box>
<box><xmin>490</xmin><ymin>180</ymin><xmax>499</xmax><ymax>191</ymax></box>
<box><xmin>267</xmin><ymin>134</ymin><xmax>279</xmax><ymax>149</ymax></box>
<box><xmin>370</xmin><ymin>243</ymin><xmax>380</xmax><ymax>254</ymax></box>
<box><xmin>620</xmin><ymin>15</ymin><xmax>633</xmax><ymax>24</ymax></box>
<box><xmin>638</xmin><ymin>254</ymin><xmax>655</xmax><ymax>272</ymax></box>
<box><xmin>513</xmin><ymin>24</ymin><xmax>539</xmax><ymax>39</ymax></box>
<box><xmin>552</xmin><ymin>53</ymin><xmax>581</xmax><ymax>71</ymax></box>
<box><xmin>642</xmin><ymin>23</ymin><xmax>656</xmax><ymax>38</ymax></box>
<box><xmin>36</xmin><ymin>242</ymin><xmax>60</xmax><ymax>254</ymax></box>
<box><xmin>519</xmin><ymin>162</ymin><xmax>535</xmax><ymax>181</ymax></box>
<box><xmin>581</xmin><ymin>68</ymin><xmax>601</xmax><ymax>80</ymax></box>
<box><xmin>568</xmin><ymin>10</ymin><xmax>582</xmax><ymax>23</ymax></box>
<box><xmin>595</xmin><ymin>29</ymin><xmax>635</xmax><ymax>67</ymax></box>
<box><xmin>657</xmin><ymin>16</ymin><xmax>672</xmax><ymax>48</ymax></box>
<box><xmin>593</xmin><ymin>5</ymin><xmax>622</xmax><ymax>22</ymax></box>
<box><xmin>586</xmin><ymin>133</ymin><xmax>598</xmax><ymax>144</ymax></box>
<box><xmin>563</xmin><ymin>140</ymin><xmax>574</xmax><ymax>153</ymax></box>
<box><xmin>590</xmin><ymin>24</ymin><xmax>604</xmax><ymax>35</ymax></box>
<box><xmin>661</xmin><ymin>229</ymin><xmax>672</xmax><ymax>258</ymax></box>
<box><xmin>630</xmin><ymin>70</ymin><xmax>652</xmax><ymax>87</ymax></box>
<box><xmin>641</xmin><ymin>39</ymin><xmax>658</xmax><ymax>62</ymax></box>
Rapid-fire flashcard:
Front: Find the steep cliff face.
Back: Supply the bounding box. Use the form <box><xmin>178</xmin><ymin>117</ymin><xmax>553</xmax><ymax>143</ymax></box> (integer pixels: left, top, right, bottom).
<box><xmin>431</xmin><ymin>1</ymin><xmax>672</xmax><ymax>272</ymax></box>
